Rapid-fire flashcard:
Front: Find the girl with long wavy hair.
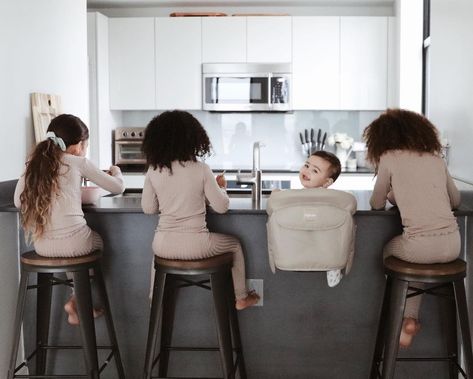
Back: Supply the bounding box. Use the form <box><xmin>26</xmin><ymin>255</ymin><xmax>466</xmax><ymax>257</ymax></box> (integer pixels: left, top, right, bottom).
<box><xmin>14</xmin><ymin>114</ymin><xmax>125</xmax><ymax>324</ymax></box>
<box><xmin>364</xmin><ymin>108</ymin><xmax>461</xmax><ymax>348</ymax></box>
<box><xmin>141</xmin><ymin>110</ymin><xmax>259</xmax><ymax>310</ymax></box>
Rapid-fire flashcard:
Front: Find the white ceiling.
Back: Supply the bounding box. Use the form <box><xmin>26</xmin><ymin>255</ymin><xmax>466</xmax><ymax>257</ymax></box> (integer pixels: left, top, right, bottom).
<box><xmin>88</xmin><ymin>0</ymin><xmax>394</xmax><ymax>9</ymax></box>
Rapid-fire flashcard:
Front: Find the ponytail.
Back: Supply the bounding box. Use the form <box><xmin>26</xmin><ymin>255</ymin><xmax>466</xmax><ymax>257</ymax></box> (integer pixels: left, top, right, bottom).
<box><xmin>20</xmin><ymin>139</ymin><xmax>63</xmax><ymax>240</ymax></box>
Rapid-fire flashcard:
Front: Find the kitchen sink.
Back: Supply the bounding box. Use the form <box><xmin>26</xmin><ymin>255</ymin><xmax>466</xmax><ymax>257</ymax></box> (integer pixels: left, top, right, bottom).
<box><xmin>226</xmin><ymin>179</ymin><xmax>291</xmax><ymax>192</ymax></box>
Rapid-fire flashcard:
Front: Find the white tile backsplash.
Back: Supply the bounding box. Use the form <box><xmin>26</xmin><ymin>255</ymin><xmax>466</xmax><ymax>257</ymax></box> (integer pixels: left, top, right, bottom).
<box><xmin>121</xmin><ymin>110</ymin><xmax>382</xmax><ymax>170</ymax></box>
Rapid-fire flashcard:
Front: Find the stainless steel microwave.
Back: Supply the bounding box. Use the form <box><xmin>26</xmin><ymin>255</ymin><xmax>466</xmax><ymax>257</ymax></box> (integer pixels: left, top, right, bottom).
<box><xmin>202</xmin><ymin>63</ymin><xmax>292</xmax><ymax>112</ymax></box>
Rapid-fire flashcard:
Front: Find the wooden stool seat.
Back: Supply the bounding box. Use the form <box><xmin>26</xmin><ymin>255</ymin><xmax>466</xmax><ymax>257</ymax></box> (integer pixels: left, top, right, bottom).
<box><xmin>21</xmin><ymin>250</ymin><xmax>102</xmax><ymax>267</ymax></box>
<box><xmin>384</xmin><ymin>256</ymin><xmax>466</xmax><ymax>278</ymax></box>
<box><xmin>155</xmin><ymin>252</ymin><xmax>233</xmax><ymax>270</ymax></box>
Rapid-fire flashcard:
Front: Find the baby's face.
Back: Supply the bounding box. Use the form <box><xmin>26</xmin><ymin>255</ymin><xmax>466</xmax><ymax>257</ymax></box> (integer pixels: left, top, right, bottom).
<box><xmin>299</xmin><ymin>155</ymin><xmax>333</xmax><ymax>189</ymax></box>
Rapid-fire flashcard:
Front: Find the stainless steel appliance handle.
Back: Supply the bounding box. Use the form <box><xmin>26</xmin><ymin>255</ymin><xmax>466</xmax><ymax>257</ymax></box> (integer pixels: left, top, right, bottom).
<box><xmin>268</xmin><ymin>72</ymin><xmax>272</xmax><ymax>110</ymax></box>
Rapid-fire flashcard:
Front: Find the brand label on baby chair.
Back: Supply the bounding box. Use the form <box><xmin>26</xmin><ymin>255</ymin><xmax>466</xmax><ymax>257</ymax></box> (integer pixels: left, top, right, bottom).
<box><xmin>304</xmin><ymin>212</ymin><xmax>318</xmax><ymax>221</ymax></box>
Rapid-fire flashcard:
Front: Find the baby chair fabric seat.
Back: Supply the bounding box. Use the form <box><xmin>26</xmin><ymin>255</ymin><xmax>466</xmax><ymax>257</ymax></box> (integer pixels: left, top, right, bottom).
<box><xmin>266</xmin><ymin>188</ymin><xmax>357</xmax><ymax>277</ymax></box>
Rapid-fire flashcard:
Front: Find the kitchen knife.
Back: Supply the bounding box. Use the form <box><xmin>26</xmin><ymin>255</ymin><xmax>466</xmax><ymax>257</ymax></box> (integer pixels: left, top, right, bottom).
<box><xmin>299</xmin><ymin>132</ymin><xmax>306</xmax><ymax>155</ymax></box>
<box><xmin>321</xmin><ymin>132</ymin><xmax>327</xmax><ymax>150</ymax></box>
<box><xmin>304</xmin><ymin>129</ymin><xmax>310</xmax><ymax>157</ymax></box>
<box><xmin>310</xmin><ymin>128</ymin><xmax>315</xmax><ymax>155</ymax></box>
<box><xmin>316</xmin><ymin>129</ymin><xmax>321</xmax><ymax>151</ymax></box>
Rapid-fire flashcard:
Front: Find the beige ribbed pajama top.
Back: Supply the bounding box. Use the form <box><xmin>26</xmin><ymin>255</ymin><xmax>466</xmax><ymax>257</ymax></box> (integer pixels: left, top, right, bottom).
<box><xmin>141</xmin><ymin>161</ymin><xmax>248</xmax><ymax>299</ymax></box>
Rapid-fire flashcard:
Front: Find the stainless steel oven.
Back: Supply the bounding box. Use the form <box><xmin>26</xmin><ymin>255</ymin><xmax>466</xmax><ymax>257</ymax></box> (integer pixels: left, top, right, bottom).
<box><xmin>114</xmin><ymin>127</ymin><xmax>146</xmax><ymax>165</ymax></box>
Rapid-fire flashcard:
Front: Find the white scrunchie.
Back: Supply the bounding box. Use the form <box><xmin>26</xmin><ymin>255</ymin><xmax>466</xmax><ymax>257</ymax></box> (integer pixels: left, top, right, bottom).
<box><xmin>45</xmin><ymin>131</ymin><xmax>66</xmax><ymax>151</ymax></box>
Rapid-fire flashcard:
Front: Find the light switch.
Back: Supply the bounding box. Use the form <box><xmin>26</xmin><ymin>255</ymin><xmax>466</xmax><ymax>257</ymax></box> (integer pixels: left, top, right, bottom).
<box><xmin>246</xmin><ymin>279</ymin><xmax>263</xmax><ymax>306</ymax></box>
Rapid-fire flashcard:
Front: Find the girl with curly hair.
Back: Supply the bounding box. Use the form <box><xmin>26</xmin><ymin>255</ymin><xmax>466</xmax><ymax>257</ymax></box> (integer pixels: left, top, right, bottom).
<box><xmin>364</xmin><ymin>108</ymin><xmax>461</xmax><ymax>348</ymax></box>
<box><xmin>14</xmin><ymin>114</ymin><xmax>125</xmax><ymax>324</ymax></box>
<box><xmin>141</xmin><ymin>110</ymin><xmax>259</xmax><ymax>310</ymax></box>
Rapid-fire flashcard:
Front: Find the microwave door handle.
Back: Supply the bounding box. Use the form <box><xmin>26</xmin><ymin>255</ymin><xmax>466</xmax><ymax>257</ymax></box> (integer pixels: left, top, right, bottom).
<box><xmin>268</xmin><ymin>73</ymin><xmax>272</xmax><ymax>109</ymax></box>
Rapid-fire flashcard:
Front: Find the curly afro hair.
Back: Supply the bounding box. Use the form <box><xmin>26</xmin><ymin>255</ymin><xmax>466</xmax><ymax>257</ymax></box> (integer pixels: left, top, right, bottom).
<box><xmin>363</xmin><ymin>108</ymin><xmax>442</xmax><ymax>169</ymax></box>
<box><xmin>142</xmin><ymin>110</ymin><xmax>212</xmax><ymax>173</ymax></box>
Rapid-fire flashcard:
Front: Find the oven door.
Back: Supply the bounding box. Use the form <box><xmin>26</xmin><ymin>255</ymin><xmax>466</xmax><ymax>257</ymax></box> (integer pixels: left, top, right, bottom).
<box><xmin>114</xmin><ymin>141</ymin><xmax>145</xmax><ymax>164</ymax></box>
<box><xmin>203</xmin><ymin>74</ymin><xmax>270</xmax><ymax>111</ymax></box>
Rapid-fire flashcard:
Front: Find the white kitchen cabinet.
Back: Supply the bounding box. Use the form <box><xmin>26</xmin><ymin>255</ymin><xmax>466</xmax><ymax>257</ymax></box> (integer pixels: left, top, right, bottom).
<box><xmin>247</xmin><ymin>17</ymin><xmax>292</xmax><ymax>63</ymax></box>
<box><xmin>340</xmin><ymin>17</ymin><xmax>388</xmax><ymax>110</ymax></box>
<box><xmin>202</xmin><ymin>17</ymin><xmax>246</xmax><ymax>63</ymax></box>
<box><xmin>292</xmin><ymin>17</ymin><xmax>340</xmax><ymax>110</ymax></box>
<box><xmin>109</xmin><ymin>17</ymin><xmax>156</xmax><ymax>110</ymax></box>
<box><xmin>155</xmin><ymin>18</ymin><xmax>202</xmax><ymax>110</ymax></box>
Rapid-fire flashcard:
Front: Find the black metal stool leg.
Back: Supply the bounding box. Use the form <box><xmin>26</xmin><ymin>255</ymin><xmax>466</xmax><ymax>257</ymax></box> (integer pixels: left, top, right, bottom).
<box><xmin>370</xmin><ymin>276</ymin><xmax>392</xmax><ymax>379</ymax></box>
<box><xmin>225</xmin><ymin>270</ymin><xmax>247</xmax><ymax>379</ymax></box>
<box><xmin>93</xmin><ymin>266</ymin><xmax>125</xmax><ymax>379</ymax></box>
<box><xmin>453</xmin><ymin>279</ymin><xmax>473</xmax><ymax>378</ymax></box>
<box><xmin>210</xmin><ymin>271</ymin><xmax>234</xmax><ymax>379</ymax></box>
<box><xmin>143</xmin><ymin>269</ymin><xmax>167</xmax><ymax>379</ymax></box>
<box><xmin>382</xmin><ymin>278</ymin><xmax>409</xmax><ymax>379</ymax></box>
<box><xmin>73</xmin><ymin>269</ymin><xmax>99</xmax><ymax>379</ymax></box>
<box><xmin>158</xmin><ymin>276</ymin><xmax>178</xmax><ymax>378</ymax></box>
<box><xmin>439</xmin><ymin>284</ymin><xmax>459</xmax><ymax>379</ymax></box>
<box><xmin>36</xmin><ymin>272</ymin><xmax>53</xmax><ymax>375</ymax></box>
<box><xmin>8</xmin><ymin>270</ymin><xmax>29</xmax><ymax>379</ymax></box>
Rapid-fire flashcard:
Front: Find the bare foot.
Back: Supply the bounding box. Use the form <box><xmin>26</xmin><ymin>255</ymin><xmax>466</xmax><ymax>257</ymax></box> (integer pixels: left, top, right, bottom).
<box><xmin>64</xmin><ymin>296</ymin><xmax>104</xmax><ymax>326</ymax></box>
<box><xmin>399</xmin><ymin>317</ymin><xmax>420</xmax><ymax>348</ymax></box>
<box><xmin>235</xmin><ymin>291</ymin><xmax>260</xmax><ymax>310</ymax></box>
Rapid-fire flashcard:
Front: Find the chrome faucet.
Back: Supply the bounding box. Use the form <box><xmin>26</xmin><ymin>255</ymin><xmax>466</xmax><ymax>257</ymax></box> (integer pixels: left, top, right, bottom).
<box><xmin>236</xmin><ymin>141</ymin><xmax>265</xmax><ymax>207</ymax></box>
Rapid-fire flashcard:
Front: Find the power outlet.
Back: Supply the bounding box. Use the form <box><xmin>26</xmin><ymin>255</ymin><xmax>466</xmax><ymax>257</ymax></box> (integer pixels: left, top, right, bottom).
<box><xmin>246</xmin><ymin>279</ymin><xmax>263</xmax><ymax>306</ymax></box>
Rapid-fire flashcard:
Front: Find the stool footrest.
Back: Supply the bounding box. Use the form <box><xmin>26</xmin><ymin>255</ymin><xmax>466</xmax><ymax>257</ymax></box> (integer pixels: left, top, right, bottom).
<box><xmin>14</xmin><ymin>375</ymin><xmax>89</xmax><ymax>378</ymax></box>
<box><xmin>162</xmin><ymin>346</ymin><xmax>242</xmax><ymax>352</ymax></box>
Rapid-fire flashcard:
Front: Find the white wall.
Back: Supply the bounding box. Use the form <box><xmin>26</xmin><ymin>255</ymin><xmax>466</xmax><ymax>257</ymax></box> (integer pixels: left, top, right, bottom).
<box><xmin>390</xmin><ymin>0</ymin><xmax>423</xmax><ymax>112</ymax></box>
<box><xmin>429</xmin><ymin>0</ymin><xmax>473</xmax><ymax>183</ymax></box>
<box><xmin>88</xmin><ymin>12</ymin><xmax>122</xmax><ymax>169</ymax></box>
<box><xmin>0</xmin><ymin>0</ymin><xmax>89</xmax><ymax>181</ymax></box>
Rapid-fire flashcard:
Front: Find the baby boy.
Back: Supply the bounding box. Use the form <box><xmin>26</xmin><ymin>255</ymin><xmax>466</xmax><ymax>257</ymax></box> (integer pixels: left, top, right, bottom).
<box><xmin>299</xmin><ymin>151</ymin><xmax>342</xmax><ymax>189</ymax></box>
<box><xmin>299</xmin><ymin>151</ymin><xmax>344</xmax><ymax>287</ymax></box>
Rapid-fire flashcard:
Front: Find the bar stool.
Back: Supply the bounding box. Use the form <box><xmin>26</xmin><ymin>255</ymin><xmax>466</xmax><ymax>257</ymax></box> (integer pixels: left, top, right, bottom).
<box><xmin>143</xmin><ymin>253</ymin><xmax>247</xmax><ymax>379</ymax></box>
<box><xmin>370</xmin><ymin>256</ymin><xmax>473</xmax><ymax>379</ymax></box>
<box><xmin>8</xmin><ymin>250</ymin><xmax>125</xmax><ymax>379</ymax></box>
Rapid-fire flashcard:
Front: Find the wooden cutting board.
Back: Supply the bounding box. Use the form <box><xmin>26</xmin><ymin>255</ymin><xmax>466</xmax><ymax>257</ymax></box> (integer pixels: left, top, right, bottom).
<box><xmin>170</xmin><ymin>12</ymin><xmax>227</xmax><ymax>17</ymax></box>
<box><xmin>31</xmin><ymin>93</ymin><xmax>62</xmax><ymax>144</ymax></box>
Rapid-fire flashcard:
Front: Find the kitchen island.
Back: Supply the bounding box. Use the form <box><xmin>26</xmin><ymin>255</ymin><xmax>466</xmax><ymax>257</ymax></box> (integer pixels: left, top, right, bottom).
<box><xmin>1</xmin><ymin>181</ymin><xmax>473</xmax><ymax>378</ymax></box>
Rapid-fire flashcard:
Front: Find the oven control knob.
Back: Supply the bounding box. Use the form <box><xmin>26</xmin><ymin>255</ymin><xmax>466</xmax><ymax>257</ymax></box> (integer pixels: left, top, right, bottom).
<box><xmin>122</xmin><ymin>131</ymin><xmax>128</xmax><ymax>138</ymax></box>
<box><xmin>131</xmin><ymin>132</ymin><xmax>136</xmax><ymax>137</ymax></box>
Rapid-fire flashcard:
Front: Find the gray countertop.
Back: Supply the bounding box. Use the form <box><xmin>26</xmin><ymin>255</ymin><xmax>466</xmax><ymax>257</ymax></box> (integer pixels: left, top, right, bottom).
<box><xmin>2</xmin><ymin>179</ymin><xmax>473</xmax><ymax>216</ymax></box>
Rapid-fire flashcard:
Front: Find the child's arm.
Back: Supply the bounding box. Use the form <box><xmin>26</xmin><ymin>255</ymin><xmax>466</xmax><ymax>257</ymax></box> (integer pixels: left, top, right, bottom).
<box><xmin>14</xmin><ymin>174</ymin><xmax>25</xmax><ymax>208</ymax></box>
<box><xmin>203</xmin><ymin>164</ymin><xmax>229</xmax><ymax>214</ymax></box>
<box><xmin>141</xmin><ymin>172</ymin><xmax>159</xmax><ymax>214</ymax></box>
<box><xmin>446</xmin><ymin>167</ymin><xmax>461</xmax><ymax>209</ymax></box>
<box><xmin>369</xmin><ymin>158</ymin><xmax>391</xmax><ymax>210</ymax></box>
<box><xmin>80</xmin><ymin>158</ymin><xmax>125</xmax><ymax>194</ymax></box>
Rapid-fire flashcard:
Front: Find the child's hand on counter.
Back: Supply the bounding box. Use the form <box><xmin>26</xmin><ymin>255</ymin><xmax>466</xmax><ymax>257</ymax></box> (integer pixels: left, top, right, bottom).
<box><xmin>216</xmin><ymin>171</ymin><xmax>226</xmax><ymax>189</ymax></box>
<box><xmin>108</xmin><ymin>165</ymin><xmax>122</xmax><ymax>176</ymax></box>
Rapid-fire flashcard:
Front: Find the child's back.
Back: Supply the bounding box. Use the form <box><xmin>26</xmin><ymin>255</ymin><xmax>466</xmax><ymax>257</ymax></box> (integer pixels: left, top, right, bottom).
<box><xmin>370</xmin><ymin>150</ymin><xmax>460</xmax><ymax>237</ymax></box>
<box><xmin>143</xmin><ymin>161</ymin><xmax>228</xmax><ymax>233</ymax></box>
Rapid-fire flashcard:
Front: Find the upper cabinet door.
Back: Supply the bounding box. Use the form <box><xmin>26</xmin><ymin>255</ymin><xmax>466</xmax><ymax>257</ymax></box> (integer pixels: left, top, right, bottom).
<box><xmin>202</xmin><ymin>17</ymin><xmax>246</xmax><ymax>63</ymax></box>
<box><xmin>247</xmin><ymin>17</ymin><xmax>292</xmax><ymax>63</ymax></box>
<box><xmin>340</xmin><ymin>17</ymin><xmax>388</xmax><ymax>110</ymax></box>
<box><xmin>155</xmin><ymin>18</ymin><xmax>202</xmax><ymax>110</ymax></box>
<box><xmin>292</xmin><ymin>17</ymin><xmax>340</xmax><ymax>110</ymax></box>
<box><xmin>109</xmin><ymin>18</ymin><xmax>156</xmax><ymax>110</ymax></box>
